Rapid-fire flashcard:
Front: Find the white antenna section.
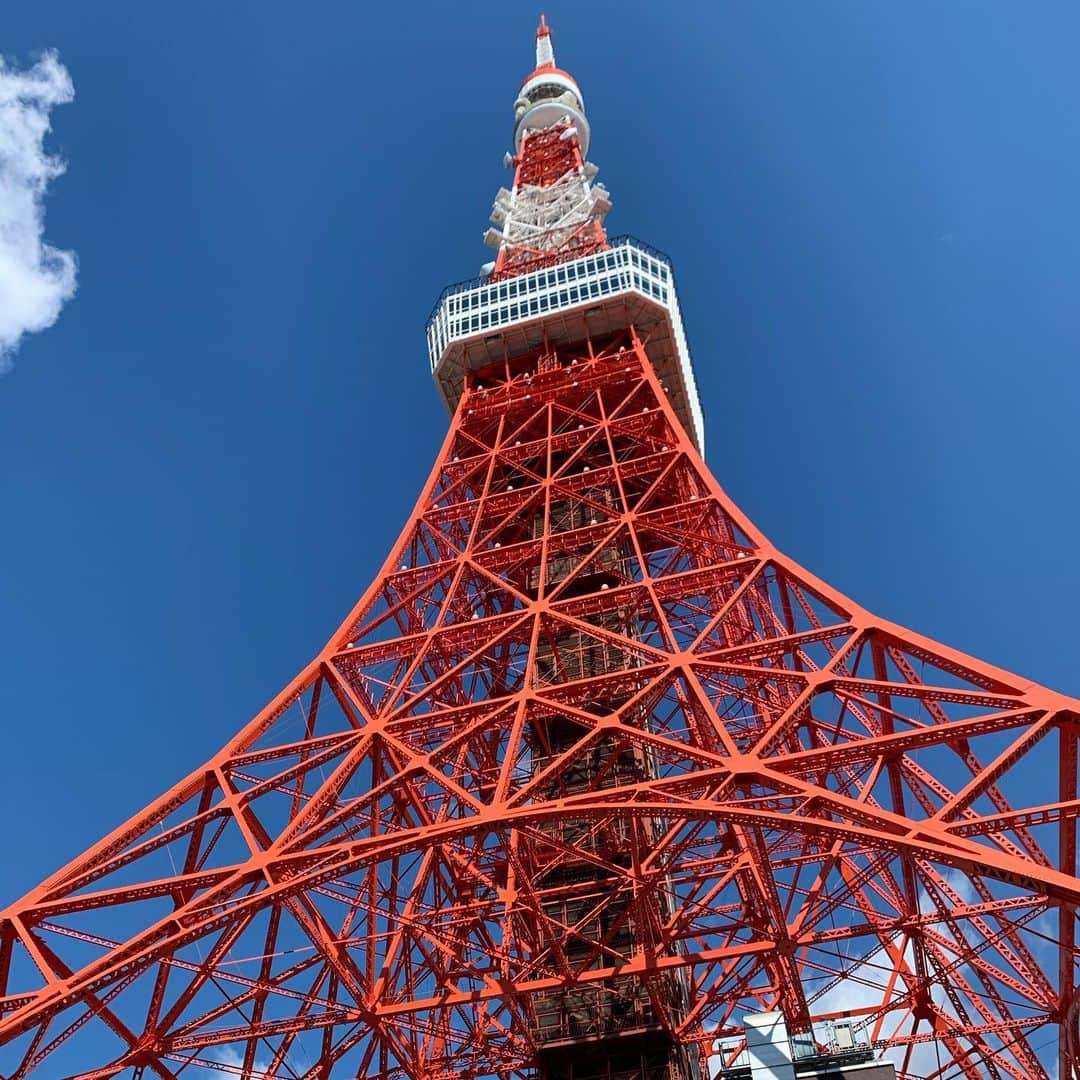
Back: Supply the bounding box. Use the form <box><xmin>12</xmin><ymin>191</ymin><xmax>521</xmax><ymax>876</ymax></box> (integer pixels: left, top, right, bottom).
<box><xmin>536</xmin><ymin>14</ymin><xmax>555</xmax><ymax>68</ymax></box>
<box><xmin>496</xmin><ymin>165</ymin><xmax>610</xmax><ymax>266</ymax></box>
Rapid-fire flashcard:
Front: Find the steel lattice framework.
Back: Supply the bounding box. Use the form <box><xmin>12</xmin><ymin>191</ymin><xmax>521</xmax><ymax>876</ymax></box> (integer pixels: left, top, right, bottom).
<box><xmin>2</xmin><ymin>16</ymin><xmax>1079</xmax><ymax>1080</ymax></box>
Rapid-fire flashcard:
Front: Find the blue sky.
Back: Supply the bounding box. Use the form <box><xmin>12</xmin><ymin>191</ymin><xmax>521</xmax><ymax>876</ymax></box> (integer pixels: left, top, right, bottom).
<box><xmin>2</xmin><ymin>0</ymin><xmax>1080</xmax><ymax>964</ymax></box>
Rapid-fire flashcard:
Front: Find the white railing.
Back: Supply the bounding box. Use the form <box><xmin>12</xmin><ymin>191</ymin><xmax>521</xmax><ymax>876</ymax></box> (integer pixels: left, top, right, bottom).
<box><xmin>427</xmin><ymin>236</ymin><xmax>673</xmax><ymax>373</ymax></box>
<box><xmin>426</xmin><ymin>235</ymin><xmax>706</xmax><ymax>454</ymax></box>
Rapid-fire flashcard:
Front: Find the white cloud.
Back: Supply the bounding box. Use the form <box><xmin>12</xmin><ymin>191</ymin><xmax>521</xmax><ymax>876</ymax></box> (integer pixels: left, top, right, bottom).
<box><xmin>0</xmin><ymin>49</ymin><xmax>76</xmax><ymax>370</ymax></box>
<box><xmin>809</xmin><ymin>934</ymin><xmax>953</xmax><ymax>1079</ymax></box>
<box><xmin>202</xmin><ymin>1043</ymin><xmax>273</xmax><ymax>1076</ymax></box>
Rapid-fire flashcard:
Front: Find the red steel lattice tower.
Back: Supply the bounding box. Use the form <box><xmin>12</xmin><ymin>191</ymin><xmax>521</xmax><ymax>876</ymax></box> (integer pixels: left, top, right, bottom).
<box><xmin>2</xmin><ymin>17</ymin><xmax>1080</xmax><ymax>1080</ymax></box>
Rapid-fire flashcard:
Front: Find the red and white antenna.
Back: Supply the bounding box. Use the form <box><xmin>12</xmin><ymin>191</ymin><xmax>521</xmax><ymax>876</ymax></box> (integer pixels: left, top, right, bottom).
<box><xmin>482</xmin><ymin>16</ymin><xmax>610</xmax><ymax>281</ymax></box>
<box><xmin>535</xmin><ymin>13</ymin><xmax>555</xmax><ymax>68</ymax></box>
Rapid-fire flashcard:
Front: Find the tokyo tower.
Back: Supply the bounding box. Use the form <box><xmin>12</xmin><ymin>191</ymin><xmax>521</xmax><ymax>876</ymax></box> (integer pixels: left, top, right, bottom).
<box><xmin>3</xmin><ymin>16</ymin><xmax>1080</xmax><ymax>1080</ymax></box>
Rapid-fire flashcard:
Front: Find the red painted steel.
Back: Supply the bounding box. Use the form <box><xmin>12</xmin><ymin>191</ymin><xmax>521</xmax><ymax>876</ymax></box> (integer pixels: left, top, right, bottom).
<box><xmin>1</xmin><ymin>18</ymin><xmax>1078</xmax><ymax>1080</ymax></box>
<box><xmin>490</xmin><ymin>124</ymin><xmax>606</xmax><ymax>282</ymax></box>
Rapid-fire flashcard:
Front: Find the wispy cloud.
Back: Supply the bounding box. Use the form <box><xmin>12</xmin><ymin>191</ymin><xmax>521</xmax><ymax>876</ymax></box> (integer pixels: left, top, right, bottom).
<box><xmin>204</xmin><ymin>1043</ymin><xmax>272</xmax><ymax>1076</ymax></box>
<box><xmin>0</xmin><ymin>49</ymin><xmax>76</xmax><ymax>370</ymax></box>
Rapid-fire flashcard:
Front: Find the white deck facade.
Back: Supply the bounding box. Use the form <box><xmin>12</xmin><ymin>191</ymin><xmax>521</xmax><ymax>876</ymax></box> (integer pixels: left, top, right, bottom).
<box><xmin>427</xmin><ymin>236</ymin><xmax>706</xmax><ymax>453</ymax></box>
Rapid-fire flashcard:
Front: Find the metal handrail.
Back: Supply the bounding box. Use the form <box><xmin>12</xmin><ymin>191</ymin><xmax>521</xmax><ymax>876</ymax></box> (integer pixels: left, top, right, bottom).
<box><xmin>425</xmin><ymin>234</ymin><xmax>673</xmax><ymax>333</ymax></box>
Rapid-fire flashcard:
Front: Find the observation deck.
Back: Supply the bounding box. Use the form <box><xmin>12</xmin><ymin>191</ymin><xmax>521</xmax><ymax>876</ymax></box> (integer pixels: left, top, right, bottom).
<box><xmin>427</xmin><ymin>236</ymin><xmax>705</xmax><ymax>453</ymax></box>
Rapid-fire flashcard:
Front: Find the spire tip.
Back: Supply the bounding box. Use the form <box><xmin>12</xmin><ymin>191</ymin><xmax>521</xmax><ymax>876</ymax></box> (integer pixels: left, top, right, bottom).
<box><xmin>534</xmin><ymin>14</ymin><xmax>555</xmax><ymax>68</ymax></box>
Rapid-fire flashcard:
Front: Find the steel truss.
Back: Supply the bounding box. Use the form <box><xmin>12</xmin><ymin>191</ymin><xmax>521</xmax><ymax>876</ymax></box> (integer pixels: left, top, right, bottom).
<box><xmin>491</xmin><ymin>124</ymin><xmax>607</xmax><ymax>282</ymax></box>
<box><xmin>1</xmin><ymin>334</ymin><xmax>1078</xmax><ymax>1078</ymax></box>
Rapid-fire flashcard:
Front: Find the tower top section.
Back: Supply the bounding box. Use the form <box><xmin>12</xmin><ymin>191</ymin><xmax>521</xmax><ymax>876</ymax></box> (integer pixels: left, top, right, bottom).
<box><xmin>427</xmin><ymin>17</ymin><xmax>705</xmax><ymax>454</ymax></box>
<box><xmin>534</xmin><ymin>14</ymin><xmax>554</xmax><ymax>68</ymax></box>
<box><xmin>513</xmin><ymin>15</ymin><xmax>590</xmax><ymax>155</ymax></box>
